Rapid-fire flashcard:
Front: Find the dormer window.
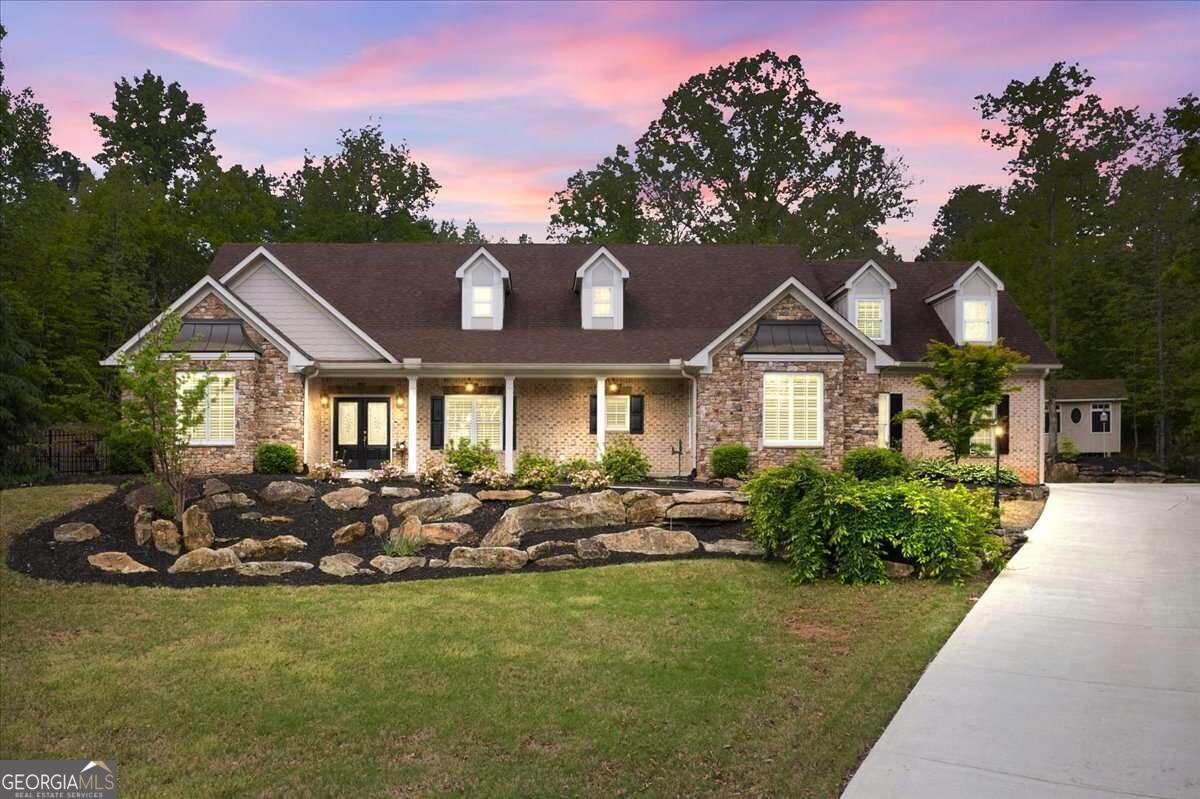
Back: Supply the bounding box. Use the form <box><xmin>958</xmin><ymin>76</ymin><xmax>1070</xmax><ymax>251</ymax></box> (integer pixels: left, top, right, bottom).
<box><xmin>963</xmin><ymin>299</ymin><xmax>992</xmax><ymax>342</ymax></box>
<box><xmin>593</xmin><ymin>286</ymin><xmax>614</xmax><ymax>318</ymax></box>
<box><xmin>830</xmin><ymin>260</ymin><xmax>895</xmax><ymax>345</ymax></box>
<box><xmin>455</xmin><ymin>247</ymin><xmax>510</xmax><ymax>331</ymax></box>
<box><xmin>924</xmin><ymin>262</ymin><xmax>1004</xmax><ymax>345</ymax></box>
<box><xmin>472</xmin><ymin>285</ymin><xmax>493</xmax><ymax>318</ymax></box>
<box><xmin>854</xmin><ymin>298</ymin><xmax>884</xmax><ymax>340</ymax></box>
<box><xmin>575</xmin><ymin>247</ymin><xmax>630</xmax><ymax>330</ymax></box>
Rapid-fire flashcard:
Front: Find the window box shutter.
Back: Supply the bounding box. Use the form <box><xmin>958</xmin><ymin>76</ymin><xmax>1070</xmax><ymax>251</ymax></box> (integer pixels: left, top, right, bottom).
<box><xmin>430</xmin><ymin>396</ymin><xmax>444</xmax><ymax>450</ymax></box>
<box><xmin>589</xmin><ymin>394</ymin><xmax>597</xmax><ymax>434</ymax></box>
<box><xmin>997</xmin><ymin>395</ymin><xmax>1010</xmax><ymax>455</ymax></box>
<box><xmin>889</xmin><ymin>393</ymin><xmax>903</xmax><ymax>449</ymax></box>
<box><xmin>629</xmin><ymin>395</ymin><xmax>644</xmax><ymax>434</ymax></box>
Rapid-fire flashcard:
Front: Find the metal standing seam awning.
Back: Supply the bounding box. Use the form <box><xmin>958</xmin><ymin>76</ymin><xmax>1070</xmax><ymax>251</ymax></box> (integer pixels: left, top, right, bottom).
<box><xmin>174</xmin><ymin>318</ymin><xmax>262</xmax><ymax>353</ymax></box>
<box><xmin>735</xmin><ymin>319</ymin><xmax>843</xmax><ymax>356</ymax></box>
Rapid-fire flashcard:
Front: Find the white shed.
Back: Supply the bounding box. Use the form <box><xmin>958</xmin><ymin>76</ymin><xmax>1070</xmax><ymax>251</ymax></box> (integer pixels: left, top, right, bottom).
<box><xmin>1048</xmin><ymin>379</ymin><xmax>1125</xmax><ymax>455</ymax></box>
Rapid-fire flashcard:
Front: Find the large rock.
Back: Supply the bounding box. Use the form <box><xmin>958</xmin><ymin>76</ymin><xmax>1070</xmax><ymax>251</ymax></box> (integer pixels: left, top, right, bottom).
<box><xmin>389</xmin><ymin>514</ymin><xmax>424</xmax><ymax>546</ymax></box>
<box><xmin>53</xmin><ymin>522</ymin><xmax>100</xmax><ymax>542</ymax></box>
<box><xmin>198</xmin><ymin>492</ymin><xmax>233</xmax><ymax>512</ymax></box>
<box><xmin>203</xmin><ymin>478</ymin><xmax>231</xmax><ymax>497</ymax></box>
<box><xmin>123</xmin><ymin>484</ymin><xmax>160</xmax><ymax>510</ymax></box>
<box><xmin>133</xmin><ymin>507</ymin><xmax>154</xmax><ymax>546</ymax></box>
<box><xmin>168</xmin><ymin>547</ymin><xmax>241</xmax><ymax>573</ymax></box>
<box><xmin>391</xmin><ymin>492</ymin><xmax>481</xmax><ymax>522</ymax></box>
<box><xmin>1048</xmin><ymin>462</ymin><xmax>1079</xmax><ymax>483</ymax></box>
<box><xmin>884</xmin><ymin>560</ymin><xmax>915</xmax><ymax>579</ymax></box>
<box><xmin>321</xmin><ymin>486</ymin><xmax>373</xmax><ymax>510</ymax></box>
<box><xmin>671</xmin><ymin>490</ymin><xmax>748</xmax><ymax>504</ymax></box>
<box><xmin>332</xmin><ymin>521</ymin><xmax>366</xmax><ymax>546</ymax></box>
<box><xmin>481</xmin><ymin>490</ymin><xmax>626</xmax><ymax>548</ymax></box>
<box><xmin>261</xmin><ymin>481</ymin><xmax>315</xmax><ymax>504</ymax></box>
<box><xmin>666</xmin><ymin>502</ymin><xmax>745</xmax><ymax>522</ymax></box>
<box><xmin>526</xmin><ymin>540</ymin><xmax>578</xmax><ymax>561</ymax></box>
<box><xmin>240</xmin><ymin>511</ymin><xmax>262</xmax><ymax>521</ymax></box>
<box><xmin>589</xmin><ymin>527</ymin><xmax>699</xmax><ymax>556</ymax></box>
<box><xmin>701</xmin><ymin>539</ymin><xmax>764</xmax><ymax>556</ymax></box>
<box><xmin>622</xmin><ymin>490</ymin><xmax>673</xmax><ymax>525</ymax></box>
<box><xmin>419</xmin><ymin>522</ymin><xmax>473</xmax><ymax>545</ymax></box>
<box><xmin>476</xmin><ymin>489</ymin><xmax>534</xmax><ymax>502</ymax></box>
<box><xmin>88</xmin><ymin>551</ymin><xmax>155</xmax><ymax>574</ymax></box>
<box><xmin>319</xmin><ymin>553</ymin><xmax>366</xmax><ymax>577</ymax></box>
<box><xmin>371</xmin><ymin>514</ymin><xmax>390</xmax><ymax>536</ymax></box>
<box><xmin>369</xmin><ymin>555</ymin><xmax>425</xmax><ymax>574</ymax></box>
<box><xmin>381</xmin><ymin>486</ymin><xmax>420</xmax><ymax>499</ymax></box>
<box><xmin>180</xmin><ymin>505</ymin><xmax>215</xmax><ymax>551</ymax></box>
<box><xmin>538</xmin><ymin>491</ymin><xmax>563</xmax><ymax>500</ymax></box>
<box><xmin>260</xmin><ymin>515</ymin><xmax>293</xmax><ymax>524</ymax></box>
<box><xmin>230</xmin><ymin>535</ymin><xmax>307</xmax><ymax>560</ymax></box>
<box><xmin>153</xmin><ymin>519</ymin><xmax>180</xmax><ymax>554</ymax></box>
<box><xmin>536</xmin><ymin>554</ymin><xmax>579</xmax><ymax>568</ymax></box>
<box><xmin>236</xmin><ymin>561</ymin><xmax>313</xmax><ymax>577</ymax></box>
<box><xmin>447</xmin><ymin>546</ymin><xmax>529</xmax><ymax>570</ymax></box>
<box><xmin>575</xmin><ymin>538</ymin><xmax>609</xmax><ymax>561</ymax></box>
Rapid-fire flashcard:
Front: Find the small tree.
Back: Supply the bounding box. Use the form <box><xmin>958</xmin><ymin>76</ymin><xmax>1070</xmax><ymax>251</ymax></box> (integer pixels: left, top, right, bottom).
<box><xmin>901</xmin><ymin>341</ymin><xmax>1026</xmax><ymax>462</ymax></box>
<box><xmin>115</xmin><ymin>313</ymin><xmax>223</xmax><ymax>517</ymax></box>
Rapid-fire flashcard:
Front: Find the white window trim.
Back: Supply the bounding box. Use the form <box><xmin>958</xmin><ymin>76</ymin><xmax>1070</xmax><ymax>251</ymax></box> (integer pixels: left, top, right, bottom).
<box><xmin>1091</xmin><ymin>402</ymin><xmax>1112</xmax><ymax>433</ymax></box>
<box><xmin>444</xmin><ymin>394</ymin><xmax>503</xmax><ymax>451</ymax></box>
<box><xmin>605</xmin><ymin>394</ymin><xmax>631</xmax><ymax>432</ymax></box>
<box><xmin>182</xmin><ymin>371</ymin><xmax>237</xmax><ymax>447</ymax></box>
<box><xmin>761</xmin><ymin>372</ymin><xmax>824</xmax><ymax>448</ymax></box>
<box><xmin>471</xmin><ymin>285</ymin><xmax>494</xmax><ymax>319</ymax></box>
<box><xmin>854</xmin><ymin>297</ymin><xmax>886</xmax><ymax>342</ymax></box>
<box><xmin>961</xmin><ymin>298</ymin><xmax>994</xmax><ymax>343</ymax></box>
<box><xmin>592</xmin><ymin>286</ymin><xmax>615</xmax><ymax>318</ymax></box>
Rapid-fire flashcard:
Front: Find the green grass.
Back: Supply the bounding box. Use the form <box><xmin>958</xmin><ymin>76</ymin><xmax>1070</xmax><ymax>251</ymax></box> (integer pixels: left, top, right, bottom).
<box><xmin>0</xmin><ymin>484</ymin><xmax>984</xmax><ymax>798</ymax></box>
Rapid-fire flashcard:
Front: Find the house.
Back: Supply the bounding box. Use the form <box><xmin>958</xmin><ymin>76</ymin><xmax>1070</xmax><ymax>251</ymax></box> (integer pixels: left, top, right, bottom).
<box><xmin>1048</xmin><ymin>379</ymin><xmax>1125</xmax><ymax>456</ymax></box>
<box><xmin>102</xmin><ymin>244</ymin><xmax>1060</xmax><ymax>483</ymax></box>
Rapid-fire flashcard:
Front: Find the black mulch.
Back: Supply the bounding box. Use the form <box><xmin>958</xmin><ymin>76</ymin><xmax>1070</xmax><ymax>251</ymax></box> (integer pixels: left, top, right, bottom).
<box><xmin>6</xmin><ymin>475</ymin><xmax>757</xmax><ymax>589</ymax></box>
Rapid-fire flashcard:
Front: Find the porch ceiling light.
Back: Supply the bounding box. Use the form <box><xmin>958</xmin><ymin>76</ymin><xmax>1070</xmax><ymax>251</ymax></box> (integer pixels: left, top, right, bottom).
<box><xmin>608</xmin><ymin>380</ymin><xmax>619</xmax><ymax>393</ymax></box>
<box><xmin>465</xmin><ymin>380</ymin><xmax>476</xmax><ymax>393</ymax></box>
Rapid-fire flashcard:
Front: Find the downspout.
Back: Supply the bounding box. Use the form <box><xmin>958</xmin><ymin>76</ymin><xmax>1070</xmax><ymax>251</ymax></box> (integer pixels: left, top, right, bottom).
<box><xmin>680</xmin><ymin>362</ymin><xmax>698</xmax><ymax>476</ymax></box>
<box><xmin>1039</xmin><ymin>367</ymin><xmax>1047</xmax><ymax>484</ymax></box>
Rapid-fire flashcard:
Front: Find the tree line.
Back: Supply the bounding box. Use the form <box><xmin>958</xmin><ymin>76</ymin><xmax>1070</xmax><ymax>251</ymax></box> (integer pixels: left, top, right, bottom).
<box><xmin>1</xmin><ymin>35</ymin><xmax>1196</xmax><ymax>472</ymax></box>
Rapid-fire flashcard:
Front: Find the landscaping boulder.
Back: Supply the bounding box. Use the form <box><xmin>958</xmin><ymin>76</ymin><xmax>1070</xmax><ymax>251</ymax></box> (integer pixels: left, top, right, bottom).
<box><xmin>389</xmin><ymin>514</ymin><xmax>423</xmax><ymax>545</ymax></box>
<box><xmin>236</xmin><ymin>561</ymin><xmax>313</xmax><ymax>577</ymax></box>
<box><xmin>720</xmin><ymin>477</ymin><xmax>745</xmax><ymax>489</ymax></box>
<box><xmin>240</xmin><ymin>511</ymin><xmax>262</xmax><ymax>521</ymax></box>
<box><xmin>622</xmin><ymin>489</ymin><xmax>672</xmax><ymax>525</ymax></box>
<box><xmin>536</xmin><ymin>554</ymin><xmax>579</xmax><ymax>568</ymax></box>
<box><xmin>230</xmin><ymin>535</ymin><xmax>307</xmax><ymax>560</ymax></box>
<box><xmin>371</xmin><ymin>514</ymin><xmax>389</xmax><ymax>536</ymax></box>
<box><xmin>575</xmin><ymin>538</ymin><xmax>609</xmax><ymax>561</ymax></box>
<box><xmin>447</xmin><ymin>546</ymin><xmax>529</xmax><ymax>570</ymax></box>
<box><xmin>319</xmin><ymin>553</ymin><xmax>366</xmax><ymax>577</ymax></box>
<box><xmin>123</xmin><ymin>484</ymin><xmax>160</xmax><ymax>511</ymax></box>
<box><xmin>381</xmin><ymin>486</ymin><xmax>420</xmax><ymax>499</ymax></box>
<box><xmin>332</xmin><ymin>521</ymin><xmax>366</xmax><ymax>546</ymax></box>
<box><xmin>671</xmin><ymin>489</ymin><xmax>748</xmax><ymax>504</ymax></box>
<box><xmin>428</xmin><ymin>558</ymin><xmax>447</xmax><ymax>568</ymax></box>
<box><xmin>701</xmin><ymin>539</ymin><xmax>764</xmax><ymax>556</ymax></box>
<box><xmin>391</xmin><ymin>492</ymin><xmax>481</xmax><ymax>522</ymax></box>
<box><xmin>537</xmin><ymin>491</ymin><xmax>563</xmax><ymax>500</ymax></box>
<box><xmin>88</xmin><ymin>551</ymin><xmax>155</xmax><ymax>574</ymax></box>
<box><xmin>588</xmin><ymin>527</ymin><xmax>699</xmax><ymax>556</ymax></box>
<box><xmin>260</xmin><ymin>515</ymin><xmax>293</xmax><ymax>524</ymax></box>
<box><xmin>53</xmin><ymin>522</ymin><xmax>100</xmax><ymax>543</ymax></box>
<box><xmin>666</xmin><ymin>502</ymin><xmax>745</xmax><ymax>522</ymax></box>
<box><xmin>203</xmin><ymin>478</ymin><xmax>231</xmax><ymax>497</ymax></box>
<box><xmin>153</xmin><ymin>520</ymin><xmax>180</xmax><ymax>554</ymax></box>
<box><xmin>321</xmin><ymin>486</ymin><xmax>372</xmax><ymax>510</ymax></box>
<box><xmin>481</xmin><ymin>490</ymin><xmax>626</xmax><ymax>548</ymax></box>
<box><xmin>181</xmin><ymin>505</ymin><xmax>215</xmax><ymax>551</ymax></box>
<box><xmin>369</xmin><ymin>555</ymin><xmax>426</xmax><ymax>574</ymax></box>
<box><xmin>419</xmin><ymin>522</ymin><xmax>472</xmax><ymax>545</ymax></box>
<box><xmin>260</xmin><ymin>480</ymin><xmax>315</xmax><ymax>504</ymax></box>
<box><xmin>1048</xmin><ymin>462</ymin><xmax>1079</xmax><ymax>483</ymax></box>
<box><xmin>477</xmin><ymin>489</ymin><xmax>534</xmax><ymax>502</ymax></box>
<box><xmin>526</xmin><ymin>540</ymin><xmax>578</xmax><ymax>561</ymax></box>
<box><xmin>884</xmin><ymin>560</ymin><xmax>915</xmax><ymax>579</ymax></box>
<box><xmin>133</xmin><ymin>507</ymin><xmax>154</xmax><ymax>546</ymax></box>
<box><xmin>168</xmin><ymin>546</ymin><xmax>241</xmax><ymax>573</ymax></box>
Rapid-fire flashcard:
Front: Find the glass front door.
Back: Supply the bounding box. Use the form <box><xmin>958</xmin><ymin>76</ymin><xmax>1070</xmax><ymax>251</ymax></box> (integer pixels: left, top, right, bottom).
<box><xmin>333</xmin><ymin>397</ymin><xmax>390</xmax><ymax>469</ymax></box>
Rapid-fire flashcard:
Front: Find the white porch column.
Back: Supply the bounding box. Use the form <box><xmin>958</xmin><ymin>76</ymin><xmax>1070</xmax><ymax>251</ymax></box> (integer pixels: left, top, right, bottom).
<box><xmin>504</xmin><ymin>376</ymin><xmax>515</xmax><ymax>473</ymax></box>
<box><xmin>595</xmin><ymin>376</ymin><xmax>607</xmax><ymax>459</ymax></box>
<box><xmin>407</xmin><ymin>376</ymin><xmax>419</xmax><ymax>474</ymax></box>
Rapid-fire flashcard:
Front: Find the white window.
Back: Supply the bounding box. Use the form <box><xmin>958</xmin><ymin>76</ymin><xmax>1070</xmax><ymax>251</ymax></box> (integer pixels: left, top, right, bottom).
<box><xmin>1091</xmin><ymin>403</ymin><xmax>1111</xmax><ymax>433</ymax></box>
<box><xmin>179</xmin><ymin>371</ymin><xmax>235</xmax><ymax>446</ymax></box>
<box><xmin>471</xmin><ymin>285</ymin><xmax>493</xmax><ymax>318</ymax></box>
<box><xmin>856</xmin><ymin>299</ymin><xmax>884</xmax><ymax>340</ymax></box>
<box><xmin>762</xmin><ymin>373</ymin><xmax>823</xmax><ymax>446</ymax></box>
<box><xmin>971</xmin><ymin>405</ymin><xmax>997</xmax><ymax>455</ymax></box>
<box><xmin>605</xmin><ymin>394</ymin><xmax>630</xmax><ymax>432</ymax></box>
<box><xmin>963</xmin><ymin>300</ymin><xmax>992</xmax><ymax>342</ymax></box>
<box><xmin>593</xmin><ymin>286</ymin><xmax>614</xmax><ymax>318</ymax></box>
<box><xmin>445</xmin><ymin>394</ymin><xmax>502</xmax><ymax>450</ymax></box>
<box><xmin>877</xmin><ymin>393</ymin><xmax>890</xmax><ymax>447</ymax></box>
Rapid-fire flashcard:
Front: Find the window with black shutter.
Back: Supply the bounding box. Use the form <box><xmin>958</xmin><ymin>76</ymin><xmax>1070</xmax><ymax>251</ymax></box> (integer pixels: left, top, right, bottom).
<box><xmin>629</xmin><ymin>395</ymin><xmax>644</xmax><ymax>434</ymax></box>
<box><xmin>888</xmin><ymin>393</ymin><xmax>903</xmax><ymax>449</ymax></box>
<box><xmin>589</xmin><ymin>394</ymin><xmax>597</xmax><ymax>434</ymax></box>
<box><xmin>430</xmin><ymin>396</ymin><xmax>444</xmax><ymax>449</ymax></box>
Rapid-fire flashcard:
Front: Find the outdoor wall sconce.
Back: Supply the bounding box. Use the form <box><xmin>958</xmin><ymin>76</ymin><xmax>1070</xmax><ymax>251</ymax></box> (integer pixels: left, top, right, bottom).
<box><xmin>320</xmin><ymin>395</ymin><xmax>329</xmax><ymax>408</ymax></box>
<box><xmin>395</xmin><ymin>395</ymin><xmax>404</xmax><ymax>408</ymax></box>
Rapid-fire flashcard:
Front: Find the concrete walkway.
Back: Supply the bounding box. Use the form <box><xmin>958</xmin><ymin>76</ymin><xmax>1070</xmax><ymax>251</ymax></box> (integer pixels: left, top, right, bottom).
<box><xmin>843</xmin><ymin>483</ymin><xmax>1200</xmax><ymax>799</ymax></box>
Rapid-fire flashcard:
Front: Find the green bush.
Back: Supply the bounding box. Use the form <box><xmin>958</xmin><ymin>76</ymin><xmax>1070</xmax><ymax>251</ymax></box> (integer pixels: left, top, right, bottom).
<box><xmin>514</xmin><ymin>451</ymin><xmax>558</xmax><ymax>490</ymax></box>
<box><xmin>842</xmin><ymin>447</ymin><xmax>909</xmax><ymax>480</ymax></box>
<box><xmin>743</xmin><ymin>456</ymin><xmax>827</xmax><ymax>560</ymax></box>
<box><xmin>106</xmin><ymin>427</ymin><xmax>154</xmax><ymax>474</ymax></box>
<box><xmin>444</xmin><ymin>438</ymin><xmax>499</xmax><ymax>476</ymax></box>
<box><xmin>1058</xmin><ymin>437</ymin><xmax>1080</xmax><ymax>463</ymax></box>
<box><xmin>911</xmin><ymin>457</ymin><xmax>1020</xmax><ymax>486</ymax></box>
<box><xmin>556</xmin><ymin>457</ymin><xmax>596</xmax><ymax>482</ymax></box>
<box><xmin>710</xmin><ymin>444</ymin><xmax>751</xmax><ymax>478</ymax></box>
<box><xmin>255</xmin><ymin>442</ymin><xmax>299</xmax><ymax>474</ymax></box>
<box><xmin>601</xmin><ymin>436</ymin><xmax>651</xmax><ymax>483</ymax></box>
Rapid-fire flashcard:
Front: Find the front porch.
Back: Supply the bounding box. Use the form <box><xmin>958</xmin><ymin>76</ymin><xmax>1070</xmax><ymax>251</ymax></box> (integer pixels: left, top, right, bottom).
<box><xmin>304</xmin><ymin>373</ymin><xmax>695</xmax><ymax>478</ymax></box>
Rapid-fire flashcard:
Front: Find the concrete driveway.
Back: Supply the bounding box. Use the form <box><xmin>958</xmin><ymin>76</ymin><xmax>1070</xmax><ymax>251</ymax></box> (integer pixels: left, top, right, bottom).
<box><xmin>843</xmin><ymin>483</ymin><xmax>1200</xmax><ymax>798</ymax></box>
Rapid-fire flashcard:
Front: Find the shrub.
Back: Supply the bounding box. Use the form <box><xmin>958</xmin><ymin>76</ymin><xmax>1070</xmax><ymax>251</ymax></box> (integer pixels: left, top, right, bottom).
<box><xmin>514</xmin><ymin>451</ymin><xmax>558</xmax><ymax>490</ymax></box>
<box><xmin>600</xmin><ymin>436</ymin><xmax>651</xmax><ymax>483</ymax></box>
<box><xmin>367</xmin><ymin>461</ymin><xmax>405</xmax><ymax>482</ymax></box>
<box><xmin>309</xmin><ymin>460</ymin><xmax>345</xmax><ymax>482</ymax></box>
<box><xmin>384</xmin><ymin>533</ymin><xmax>425</xmax><ymax>557</ymax></box>
<box><xmin>709</xmin><ymin>444</ymin><xmax>751</xmax><ymax>479</ymax></box>
<box><xmin>470</xmin><ymin>466</ymin><xmax>511</xmax><ymax>489</ymax></box>
<box><xmin>255</xmin><ymin>442</ymin><xmax>298</xmax><ymax>474</ymax></box>
<box><xmin>106</xmin><ymin>427</ymin><xmax>154</xmax><ymax>474</ymax></box>
<box><xmin>743</xmin><ymin>456</ymin><xmax>829</xmax><ymax>562</ymax></box>
<box><xmin>417</xmin><ymin>455</ymin><xmax>459</xmax><ymax>491</ymax></box>
<box><xmin>444</xmin><ymin>438</ymin><xmax>499</xmax><ymax>476</ymax></box>
<box><xmin>556</xmin><ymin>457</ymin><xmax>595</xmax><ymax>482</ymax></box>
<box><xmin>1058</xmin><ymin>437</ymin><xmax>1080</xmax><ymax>463</ymax></box>
<box><xmin>842</xmin><ymin>447</ymin><xmax>909</xmax><ymax>480</ymax></box>
<box><xmin>911</xmin><ymin>457</ymin><xmax>1020</xmax><ymax>486</ymax></box>
<box><xmin>570</xmin><ymin>466</ymin><xmax>608</xmax><ymax>491</ymax></box>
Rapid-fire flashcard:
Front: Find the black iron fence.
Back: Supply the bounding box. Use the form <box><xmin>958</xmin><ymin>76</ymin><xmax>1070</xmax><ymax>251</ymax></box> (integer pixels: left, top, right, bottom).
<box><xmin>32</xmin><ymin>429</ymin><xmax>110</xmax><ymax>474</ymax></box>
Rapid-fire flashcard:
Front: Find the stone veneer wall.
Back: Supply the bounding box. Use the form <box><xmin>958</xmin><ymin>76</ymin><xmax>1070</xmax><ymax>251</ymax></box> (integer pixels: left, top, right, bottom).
<box><xmin>180</xmin><ymin>293</ymin><xmax>304</xmax><ymax>473</ymax></box>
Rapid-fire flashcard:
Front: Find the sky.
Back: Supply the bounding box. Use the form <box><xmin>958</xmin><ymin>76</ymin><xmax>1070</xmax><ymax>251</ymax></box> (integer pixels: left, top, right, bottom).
<box><xmin>3</xmin><ymin>0</ymin><xmax>1197</xmax><ymax>257</ymax></box>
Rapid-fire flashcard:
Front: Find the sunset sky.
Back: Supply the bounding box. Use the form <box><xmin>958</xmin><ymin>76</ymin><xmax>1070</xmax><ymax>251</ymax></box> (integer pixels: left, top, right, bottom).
<box><xmin>4</xmin><ymin>0</ymin><xmax>1197</xmax><ymax>256</ymax></box>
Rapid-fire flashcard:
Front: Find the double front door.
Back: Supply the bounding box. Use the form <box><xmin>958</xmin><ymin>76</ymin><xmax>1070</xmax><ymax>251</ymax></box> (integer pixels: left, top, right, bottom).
<box><xmin>334</xmin><ymin>397</ymin><xmax>390</xmax><ymax>469</ymax></box>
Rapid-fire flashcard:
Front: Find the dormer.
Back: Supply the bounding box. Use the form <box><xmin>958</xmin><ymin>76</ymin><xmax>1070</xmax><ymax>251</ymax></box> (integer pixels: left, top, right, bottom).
<box><xmin>574</xmin><ymin>247</ymin><xmax>629</xmax><ymax>330</ymax></box>
<box><xmin>455</xmin><ymin>247</ymin><xmax>510</xmax><ymax>330</ymax></box>
<box><xmin>828</xmin><ymin>260</ymin><xmax>896</xmax><ymax>345</ymax></box>
<box><xmin>924</xmin><ymin>261</ymin><xmax>1003</xmax><ymax>345</ymax></box>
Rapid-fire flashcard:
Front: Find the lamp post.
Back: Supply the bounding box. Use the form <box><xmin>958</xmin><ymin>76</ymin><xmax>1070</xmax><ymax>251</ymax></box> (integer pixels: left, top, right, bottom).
<box><xmin>993</xmin><ymin>419</ymin><xmax>1005</xmax><ymax>508</ymax></box>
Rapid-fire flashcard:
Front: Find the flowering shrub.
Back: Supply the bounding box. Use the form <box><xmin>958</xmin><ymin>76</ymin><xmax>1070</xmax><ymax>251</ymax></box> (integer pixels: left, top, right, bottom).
<box><xmin>570</xmin><ymin>467</ymin><xmax>608</xmax><ymax>491</ymax></box>
<box><xmin>444</xmin><ymin>438</ymin><xmax>499</xmax><ymax>476</ymax></box>
<box><xmin>514</xmin><ymin>452</ymin><xmax>558</xmax><ymax>490</ymax></box>
<box><xmin>417</xmin><ymin>456</ymin><xmax>459</xmax><ymax>491</ymax></box>
<box><xmin>309</xmin><ymin>460</ymin><xmax>346</xmax><ymax>482</ymax></box>
<box><xmin>367</xmin><ymin>461</ymin><xmax>406</xmax><ymax>482</ymax></box>
<box><xmin>556</xmin><ymin>457</ymin><xmax>595</xmax><ymax>482</ymax></box>
<box><xmin>470</xmin><ymin>466</ymin><xmax>511</xmax><ymax>489</ymax></box>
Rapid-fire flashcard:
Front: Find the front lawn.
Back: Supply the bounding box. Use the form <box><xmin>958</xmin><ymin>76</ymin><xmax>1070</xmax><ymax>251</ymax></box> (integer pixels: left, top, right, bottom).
<box><xmin>1</xmin><ymin>484</ymin><xmax>984</xmax><ymax>797</ymax></box>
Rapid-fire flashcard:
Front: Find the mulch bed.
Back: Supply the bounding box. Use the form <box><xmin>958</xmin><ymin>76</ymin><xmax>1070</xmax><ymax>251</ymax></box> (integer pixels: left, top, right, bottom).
<box><xmin>6</xmin><ymin>474</ymin><xmax>756</xmax><ymax>589</ymax></box>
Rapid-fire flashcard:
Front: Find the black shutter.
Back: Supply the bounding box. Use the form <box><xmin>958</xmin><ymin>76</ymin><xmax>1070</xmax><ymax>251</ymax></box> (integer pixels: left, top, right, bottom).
<box><xmin>630</xmin><ymin>395</ymin><xmax>644</xmax><ymax>434</ymax></box>
<box><xmin>430</xmin><ymin>396</ymin><xmax>444</xmax><ymax>450</ymax></box>
<box><xmin>589</xmin><ymin>394</ymin><xmax>597</xmax><ymax>434</ymax></box>
<box><xmin>888</xmin><ymin>393</ymin><xmax>903</xmax><ymax>449</ymax></box>
<box><xmin>997</xmin><ymin>395</ymin><xmax>1010</xmax><ymax>455</ymax></box>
